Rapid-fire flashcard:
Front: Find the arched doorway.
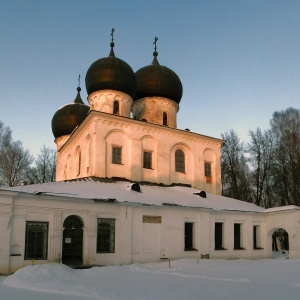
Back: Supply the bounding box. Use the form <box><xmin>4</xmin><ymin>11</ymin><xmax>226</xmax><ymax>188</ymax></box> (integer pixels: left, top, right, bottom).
<box><xmin>272</xmin><ymin>228</ymin><xmax>289</xmax><ymax>258</ymax></box>
<box><xmin>62</xmin><ymin>215</ymin><xmax>83</xmax><ymax>265</ymax></box>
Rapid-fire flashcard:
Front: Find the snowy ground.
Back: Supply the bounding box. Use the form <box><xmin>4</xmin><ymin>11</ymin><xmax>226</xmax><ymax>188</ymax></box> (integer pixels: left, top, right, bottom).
<box><xmin>0</xmin><ymin>257</ymin><xmax>299</xmax><ymax>300</ymax></box>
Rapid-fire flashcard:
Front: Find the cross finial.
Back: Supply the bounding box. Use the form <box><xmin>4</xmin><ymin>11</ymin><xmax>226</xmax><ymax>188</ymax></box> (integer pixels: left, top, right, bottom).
<box><xmin>76</xmin><ymin>74</ymin><xmax>81</xmax><ymax>93</ymax></box>
<box><xmin>153</xmin><ymin>37</ymin><xmax>158</xmax><ymax>52</ymax></box>
<box><xmin>110</xmin><ymin>28</ymin><xmax>115</xmax><ymax>43</ymax></box>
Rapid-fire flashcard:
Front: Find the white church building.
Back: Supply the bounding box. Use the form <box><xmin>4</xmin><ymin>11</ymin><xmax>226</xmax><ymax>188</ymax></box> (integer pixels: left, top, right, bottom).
<box><xmin>0</xmin><ymin>33</ymin><xmax>300</xmax><ymax>274</ymax></box>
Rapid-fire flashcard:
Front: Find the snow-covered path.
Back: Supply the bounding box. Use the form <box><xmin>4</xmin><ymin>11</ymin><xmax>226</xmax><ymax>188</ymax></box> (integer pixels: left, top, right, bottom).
<box><xmin>1</xmin><ymin>259</ymin><xmax>299</xmax><ymax>300</ymax></box>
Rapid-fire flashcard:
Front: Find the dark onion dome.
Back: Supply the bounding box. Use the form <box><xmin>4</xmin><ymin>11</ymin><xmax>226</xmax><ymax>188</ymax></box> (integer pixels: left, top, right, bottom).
<box><xmin>51</xmin><ymin>87</ymin><xmax>90</xmax><ymax>138</ymax></box>
<box><xmin>85</xmin><ymin>43</ymin><xmax>136</xmax><ymax>98</ymax></box>
<box><xmin>134</xmin><ymin>51</ymin><xmax>183</xmax><ymax>104</ymax></box>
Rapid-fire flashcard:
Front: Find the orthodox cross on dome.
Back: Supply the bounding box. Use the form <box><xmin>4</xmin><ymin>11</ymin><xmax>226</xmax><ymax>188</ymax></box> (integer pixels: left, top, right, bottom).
<box><xmin>109</xmin><ymin>28</ymin><xmax>115</xmax><ymax>56</ymax></box>
<box><xmin>153</xmin><ymin>36</ymin><xmax>158</xmax><ymax>52</ymax></box>
<box><xmin>152</xmin><ymin>36</ymin><xmax>159</xmax><ymax>65</ymax></box>
<box><xmin>78</xmin><ymin>74</ymin><xmax>81</xmax><ymax>88</ymax></box>
<box><xmin>110</xmin><ymin>28</ymin><xmax>115</xmax><ymax>43</ymax></box>
<box><xmin>74</xmin><ymin>74</ymin><xmax>83</xmax><ymax>103</ymax></box>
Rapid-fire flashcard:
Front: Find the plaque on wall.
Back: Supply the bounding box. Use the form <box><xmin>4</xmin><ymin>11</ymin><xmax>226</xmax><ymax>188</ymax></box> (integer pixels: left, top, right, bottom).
<box><xmin>143</xmin><ymin>215</ymin><xmax>162</xmax><ymax>223</ymax></box>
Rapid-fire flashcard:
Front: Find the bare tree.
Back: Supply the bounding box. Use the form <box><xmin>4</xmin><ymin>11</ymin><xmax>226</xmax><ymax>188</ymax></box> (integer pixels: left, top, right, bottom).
<box><xmin>0</xmin><ymin>122</ymin><xmax>12</xmax><ymax>159</ymax></box>
<box><xmin>0</xmin><ymin>121</ymin><xmax>35</xmax><ymax>187</ymax></box>
<box><xmin>221</xmin><ymin>130</ymin><xmax>251</xmax><ymax>202</ymax></box>
<box><xmin>270</xmin><ymin>108</ymin><xmax>300</xmax><ymax>206</ymax></box>
<box><xmin>0</xmin><ymin>121</ymin><xmax>12</xmax><ymax>186</ymax></box>
<box><xmin>28</xmin><ymin>145</ymin><xmax>56</xmax><ymax>183</ymax></box>
<box><xmin>0</xmin><ymin>140</ymin><xmax>33</xmax><ymax>187</ymax></box>
<box><xmin>247</xmin><ymin>128</ymin><xmax>275</xmax><ymax>207</ymax></box>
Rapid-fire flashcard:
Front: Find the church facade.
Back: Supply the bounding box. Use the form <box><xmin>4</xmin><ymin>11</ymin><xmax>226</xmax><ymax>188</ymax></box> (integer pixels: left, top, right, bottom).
<box><xmin>0</xmin><ymin>33</ymin><xmax>300</xmax><ymax>274</ymax></box>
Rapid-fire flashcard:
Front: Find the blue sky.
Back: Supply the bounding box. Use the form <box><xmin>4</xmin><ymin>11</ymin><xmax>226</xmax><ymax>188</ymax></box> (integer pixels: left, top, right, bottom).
<box><xmin>1</xmin><ymin>0</ymin><xmax>300</xmax><ymax>156</ymax></box>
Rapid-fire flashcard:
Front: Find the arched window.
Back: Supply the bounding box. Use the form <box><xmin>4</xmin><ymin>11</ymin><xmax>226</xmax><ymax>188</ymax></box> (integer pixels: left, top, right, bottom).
<box><xmin>163</xmin><ymin>112</ymin><xmax>168</xmax><ymax>126</ymax></box>
<box><xmin>63</xmin><ymin>215</ymin><xmax>84</xmax><ymax>229</ymax></box>
<box><xmin>65</xmin><ymin>154</ymin><xmax>71</xmax><ymax>179</ymax></box>
<box><xmin>175</xmin><ymin>149</ymin><xmax>185</xmax><ymax>173</ymax></box>
<box><xmin>113</xmin><ymin>100</ymin><xmax>119</xmax><ymax>115</ymax></box>
<box><xmin>76</xmin><ymin>147</ymin><xmax>81</xmax><ymax>176</ymax></box>
<box><xmin>86</xmin><ymin>135</ymin><xmax>90</xmax><ymax>174</ymax></box>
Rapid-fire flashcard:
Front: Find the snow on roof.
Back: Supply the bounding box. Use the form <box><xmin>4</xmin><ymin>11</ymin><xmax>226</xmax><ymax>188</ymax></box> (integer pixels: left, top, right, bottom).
<box><xmin>1</xmin><ymin>178</ymin><xmax>266</xmax><ymax>212</ymax></box>
<box><xmin>266</xmin><ymin>205</ymin><xmax>300</xmax><ymax>212</ymax></box>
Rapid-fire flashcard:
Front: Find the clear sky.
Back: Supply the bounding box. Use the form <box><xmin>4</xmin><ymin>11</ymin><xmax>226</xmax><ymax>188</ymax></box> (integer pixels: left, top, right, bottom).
<box><xmin>1</xmin><ymin>0</ymin><xmax>300</xmax><ymax>156</ymax></box>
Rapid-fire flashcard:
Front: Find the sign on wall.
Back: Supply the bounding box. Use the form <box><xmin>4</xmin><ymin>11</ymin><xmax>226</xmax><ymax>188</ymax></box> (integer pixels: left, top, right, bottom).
<box><xmin>143</xmin><ymin>215</ymin><xmax>162</xmax><ymax>223</ymax></box>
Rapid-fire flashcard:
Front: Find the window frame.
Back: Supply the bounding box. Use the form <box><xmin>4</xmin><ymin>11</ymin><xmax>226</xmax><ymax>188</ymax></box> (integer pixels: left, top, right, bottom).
<box><xmin>253</xmin><ymin>225</ymin><xmax>263</xmax><ymax>249</ymax></box>
<box><xmin>163</xmin><ymin>112</ymin><xmax>168</xmax><ymax>126</ymax></box>
<box><xmin>215</xmin><ymin>222</ymin><xmax>225</xmax><ymax>250</ymax></box>
<box><xmin>97</xmin><ymin>218</ymin><xmax>116</xmax><ymax>253</ymax></box>
<box><xmin>113</xmin><ymin>100</ymin><xmax>119</xmax><ymax>115</ymax></box>
<box><xmin>234</xmin><ymin>223</ymin><xmax>244</xmax><ymax>250</ymax></box>
<box><xmin>76</xmin><ymin>147</ymin><xmax>81</xmax><ymax>176</ymax></box>
<box><xmin>175</xmin><ymin>149</ymin><xmax>185</xmax><ymax>173</ymax></box>
<box><xmin>184</xmin><ymin>222</ymin><xmax>196</xmax><ymax>251</ymax></box>
<box><xmin>143</xmin><ymin>151</ymin><xmax>152</xmax><ymax>169</ymax></box>
<box><xmin>25</xmin><ymin>221</ymin><xmax>49</xmax><ymax>260</ymax></box>
<box><xmin>112</xmin><ymin>146</ymin><xmax>122</xmax><ymax>164</ymax></box>
<box><xmin>205</xmin><ymin>162</ymin><xmax>212</xmax><ymax>177</ymax></box>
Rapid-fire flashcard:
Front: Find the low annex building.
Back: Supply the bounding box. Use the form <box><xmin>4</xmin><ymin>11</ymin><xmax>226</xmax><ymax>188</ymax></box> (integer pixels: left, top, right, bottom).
<box><xmin>0</xmin><ymin>32</ymin><xmax>299</xmax><ymax>274</ymax></box>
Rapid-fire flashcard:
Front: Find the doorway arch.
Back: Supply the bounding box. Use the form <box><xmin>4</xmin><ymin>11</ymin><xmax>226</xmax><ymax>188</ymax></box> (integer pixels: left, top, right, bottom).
<box><xmin>62</xmin><ymin>215</ymin><xmax>83</xmax><ymax>265</ymax></box>
<box><xmin>272</xmin><ymin>228</ymin><xmax>289</xmax><ymax>258</ymax></box>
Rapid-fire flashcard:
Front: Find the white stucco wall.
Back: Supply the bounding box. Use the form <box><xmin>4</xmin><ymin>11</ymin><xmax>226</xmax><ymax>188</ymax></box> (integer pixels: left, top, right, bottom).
<box><xmin>2</xmin><ymin>190</ymin><xmax>300</xmax><ymax>274</ymax></box>
<box><xmin>265</xmin><ymin>209</ymin><xmax>300</xmax><ymax>258</ymax></box>
<box><xmin>56</xmin><ymin>111</ymin><xmax>223</xmax><ymax>193</ymax></box>
<box><xmin>88</xmin><ymin>89</ymin><xmax>133</xmax><ymax>118</ymax></box>
<box><xmin>0</xmin><ymin>194</ymin><xmax>13</xmax><ymax>274</ymax></box>
<box><xmin>131</xmin><ymin>97</ymin><xmax>178</xmax><ymax>128</ymax></box>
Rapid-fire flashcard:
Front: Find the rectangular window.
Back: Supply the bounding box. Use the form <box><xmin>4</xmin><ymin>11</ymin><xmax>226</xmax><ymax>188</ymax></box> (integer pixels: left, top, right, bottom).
<box><xmin>253</xmin><ymin>225</ymin><xmax>262</xmax><ymax>249</ymax></box>
<box><xmin>184</xmin><ymin>222</ymin><xmax>195</xmax><ymax>250</ymax></box>
<box><xmin>205</xmin><ymin>162</ymin><xmax>212</xmax><ymax>177</ymax></box>
<box><xmin>143</xmin><ymin>151</ymin><xmax>152</xmax><ymax>169</ymax></box>
<box><xmin>113</xmin><ymin>101</ymin><xmax>119</xmax><ymax>115</ymax></box>
<box><xmin>97</xmin><ymin>218</ymin><xmax>116</xmax><ymax>253</ymax></box>
<box><xmin>234</xmin><ymin>223</ymin><xmax>243</xmax><ymax>249</ymax></box>
<box><xmin>112</xmin><ymin>147</ymin><xmax>122</xmax><ymax>164</ymax></box>
<box><xmin>215</xmin><ymin>222</ymin><xmax>224</xmax><ymax>250</ymax></box>
<box><xmin>25</xmin><ymin>222</ymin><xmax>48</xmax><ymax>260</ymax></box>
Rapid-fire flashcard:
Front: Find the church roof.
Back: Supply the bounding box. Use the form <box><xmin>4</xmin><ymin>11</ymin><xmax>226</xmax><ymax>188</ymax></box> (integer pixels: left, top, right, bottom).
<box><xmin>1</xmin><ymin>177</ymin><xmax>266</xmax><ymax>213</ymax></box>
<box><xmin>134</xmin><ymin>40</ymin><xmax>183</xmax><ymax>103</ymax></box>
<box><xmin>85</xmin><ymin>33</ymin><xmax>136</xmax><ymax>97</ymax></box>
<box><xmin>51</xmin><ymin>86</ymin><xmax>90</xmax><ymax>138</ymax></box>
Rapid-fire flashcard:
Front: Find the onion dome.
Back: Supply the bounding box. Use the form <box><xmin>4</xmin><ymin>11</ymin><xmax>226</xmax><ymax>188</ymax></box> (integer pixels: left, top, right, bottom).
<box><xmin>134</xmin><ymin>39</ymin><xmax>183</xmax><ymax>104</ymax></box>
<box><xmin>51</xmin><ymin>86</ymin><xmax>90</xmax><ymax>138</ymax></box>
<box><xmin>85</xmin><ymin>30</ymin><xmax>136</xmax><ymax>98</ymax></box>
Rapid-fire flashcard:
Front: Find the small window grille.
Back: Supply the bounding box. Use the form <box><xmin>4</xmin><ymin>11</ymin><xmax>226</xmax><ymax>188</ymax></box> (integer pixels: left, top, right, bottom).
<box><xmin>175</xmin><ymin>149</ymin><xmax>185</xmax><ymax>173</ymax></box>
<box><xmin>97</xmin><ymin>218</ymin><xmax>116</xmax><ymax>253</ymax></box>
<box><xmin>25</xmin><ymin>222</ymin><xmax>48</xmax><ymax>260</ymax></box>
<box><xmin>163</xmin><ymin>112</ymin><xmax>168</xmax><ymax>126</ymax></box>
<box><xmin>184</xmin><ymin>222</ymin><xmax>194</xmax><ymax>250</ymax></box>
<box><xmin>215</xmin><ymin>222</ymin><xmax>223</xmax><ymax>250</ymax></box>
<box><xmin>112</xmin><ymin>147</ymin><xmax>122</xmax><ymax>164</ymax></box>
<box><xmin>113</xmin><ymin>101</ymin><xmax>119</xmax><ymax>115</ymax></box>
<box><xmin>143</xmin><ymin>151</ymin><xmax>152</xmax><ymax>169</ymax></box>
<box><xmin>205</xmin><ymin>162</ymin><xmax>212</xmax><ymax>177</ymax></box>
